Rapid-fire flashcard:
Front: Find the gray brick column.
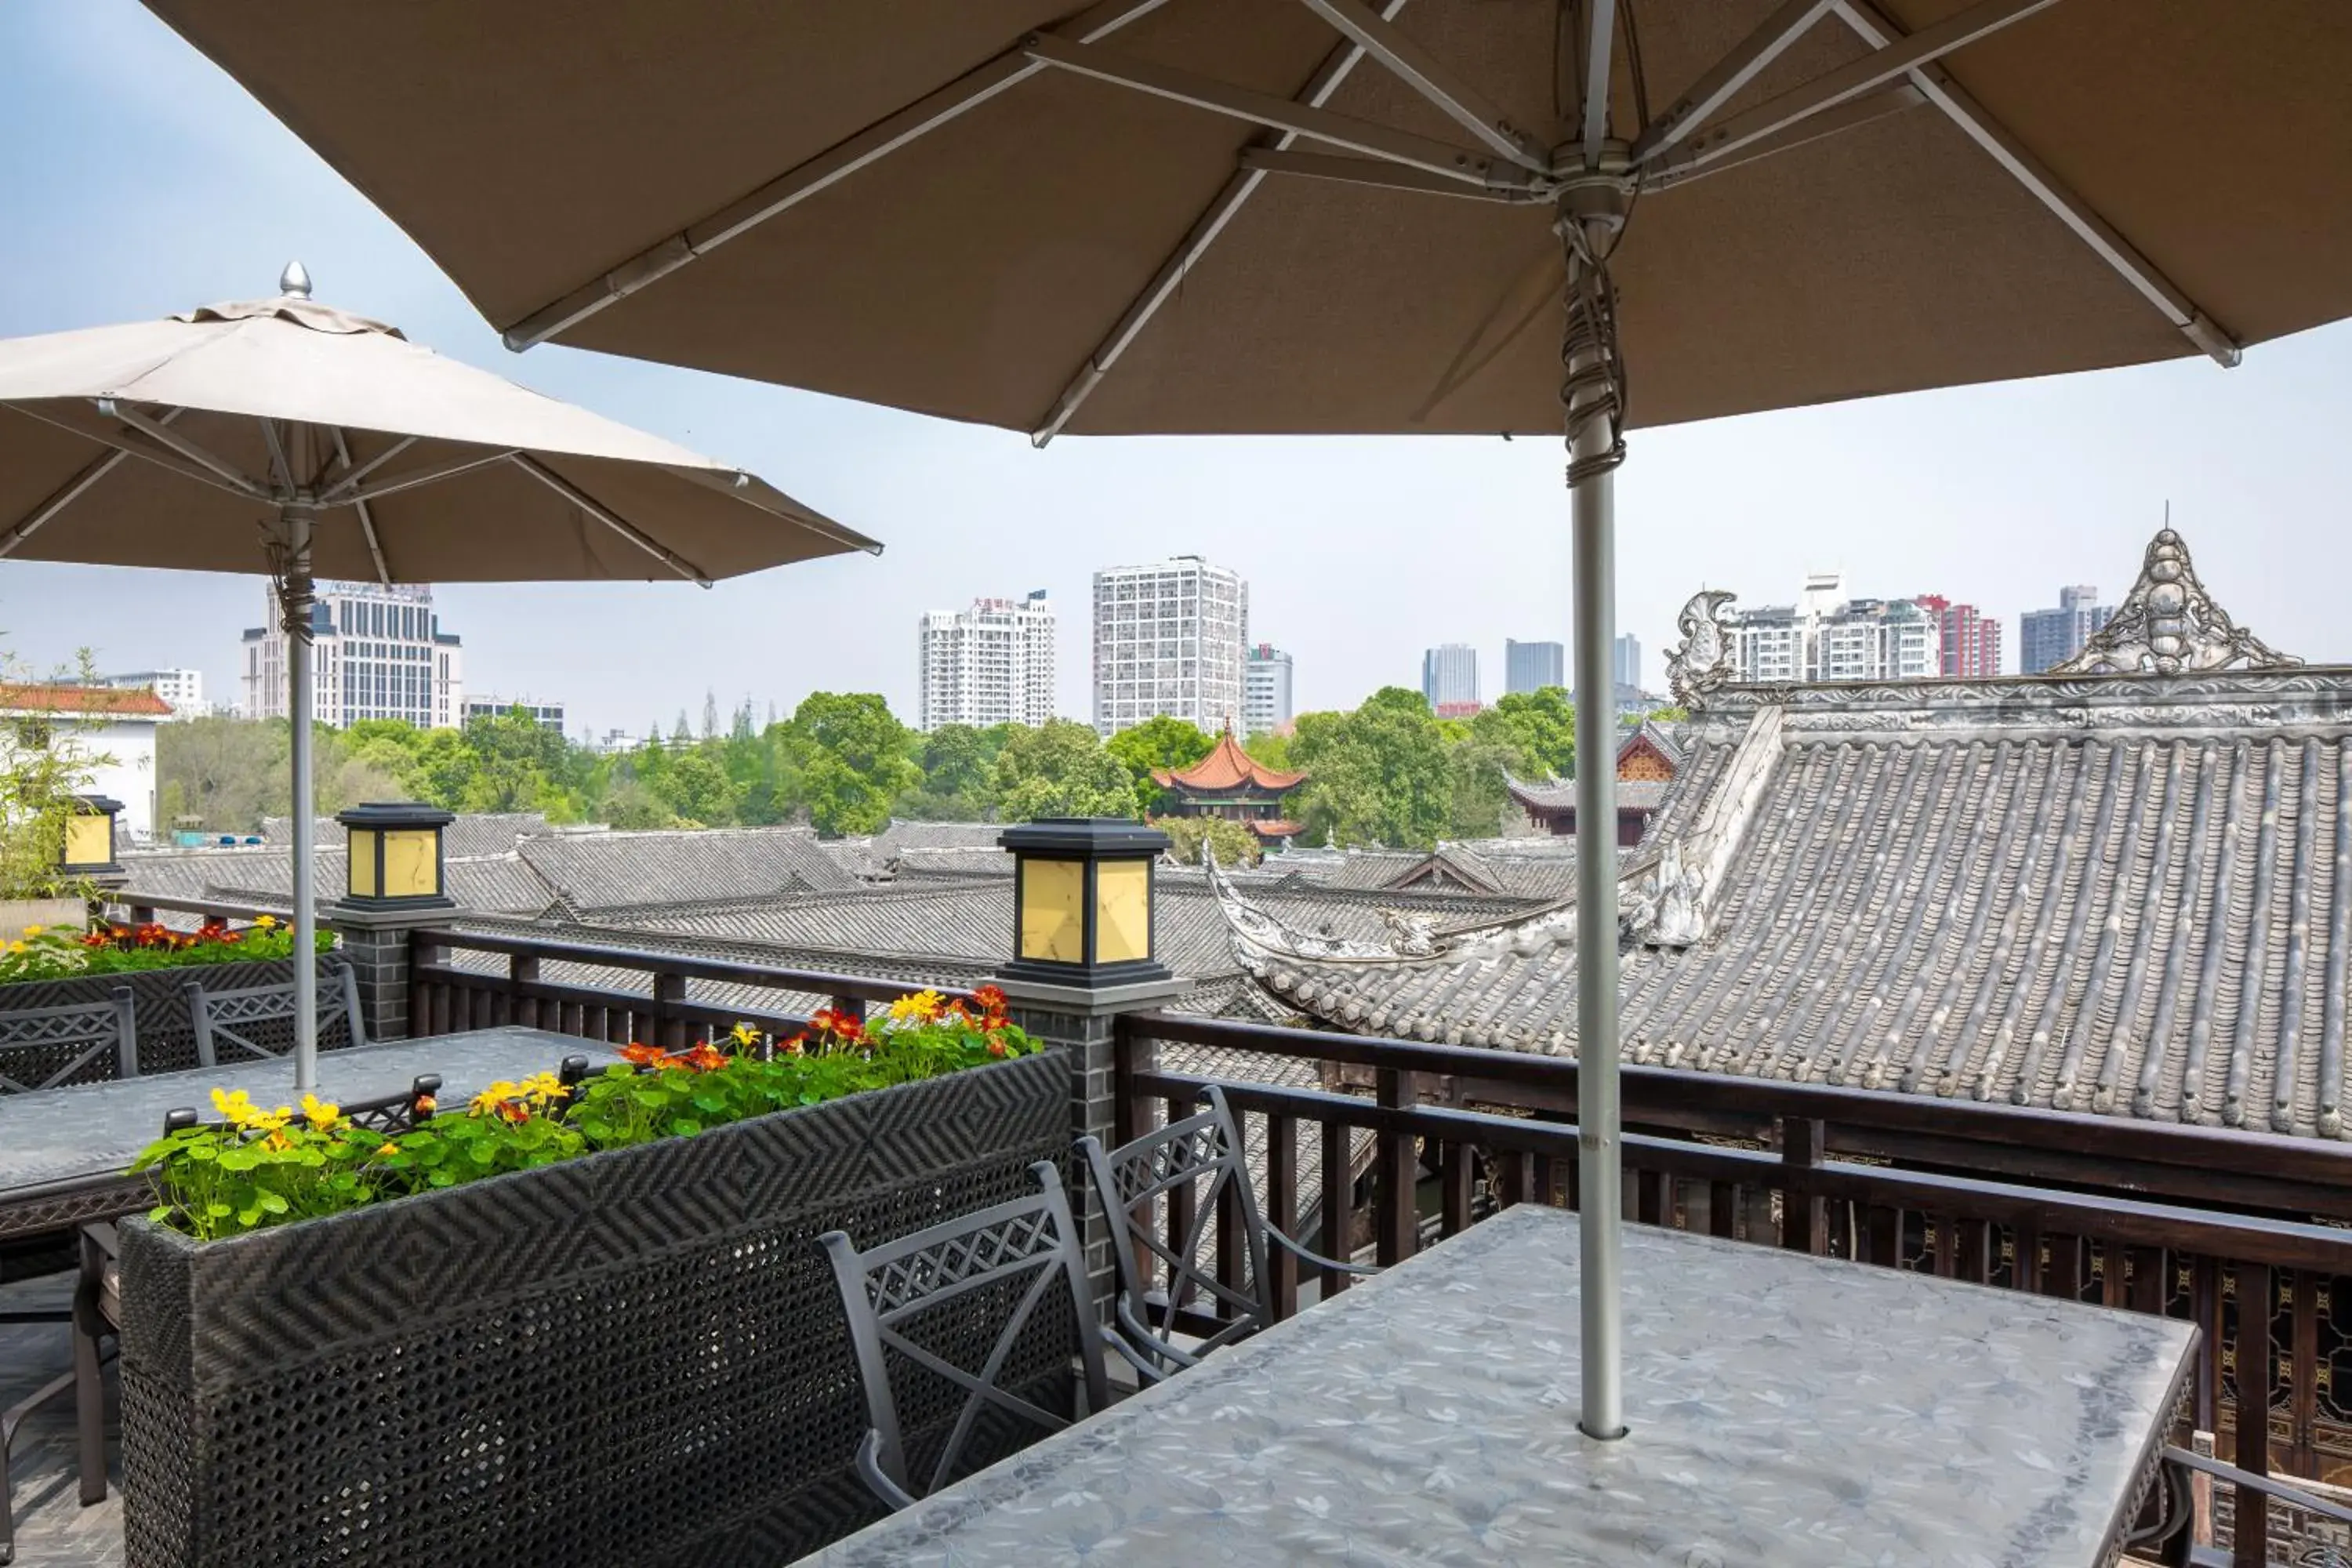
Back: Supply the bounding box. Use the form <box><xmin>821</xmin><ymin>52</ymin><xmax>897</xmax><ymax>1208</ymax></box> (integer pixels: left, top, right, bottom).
<box><xmin>999</xmin><ymin>976</ymin><xmax>1189</xmax><ymax>1315</ymax></box>
<box><xmin>328</xmin><ymin>903</ymin><xmax>448</xmax><ymax>1043</ymax></box>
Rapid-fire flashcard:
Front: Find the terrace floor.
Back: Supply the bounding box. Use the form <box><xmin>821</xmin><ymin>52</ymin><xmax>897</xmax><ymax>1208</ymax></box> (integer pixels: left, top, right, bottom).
<box><xmin>2</xmin><ymin>1275</ymin><xmax>121</xmax><ymax>1568</ymax></box>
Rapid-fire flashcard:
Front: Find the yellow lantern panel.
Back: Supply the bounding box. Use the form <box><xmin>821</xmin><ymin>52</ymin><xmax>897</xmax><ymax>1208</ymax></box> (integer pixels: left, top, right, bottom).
<box><xmin>348</xmin><ymin>829</ymin><xmax>380</xmax><ymax>898</ymax></box>
<box><xmin>382</xmin><ymin>829</ymin><xmax>441</xmax><ymax>898</ymax></box>
<box><xmin>1019</xmin><ymin>857</ymin><xmax>1086</xmax><ymax>964</ymax></box>
<box><xmin>1096</xmin><ymin>859</ymin><xmax>1152</xmax><ymax>964</ymax></box>
<box><xmin>64</xmin><ymin>815</ymin><xmax>110</xmax><ymax>866</ymax></box>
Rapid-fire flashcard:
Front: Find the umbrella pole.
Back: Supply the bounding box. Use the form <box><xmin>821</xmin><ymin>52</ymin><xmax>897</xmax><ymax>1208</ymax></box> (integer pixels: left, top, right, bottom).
<box><xmin>279</xmin><ymin>505</ymin><xmax>320</xmax><ymax>1093</ymax></box>
<box><xmin>1559</xmin><ymin>165</ymin><xmax>1632</xmax><ymax>1444</ymax></box>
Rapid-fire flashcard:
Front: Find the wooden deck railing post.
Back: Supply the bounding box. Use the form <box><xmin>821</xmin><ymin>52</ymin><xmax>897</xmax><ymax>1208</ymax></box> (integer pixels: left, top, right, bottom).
<box><xmin>1374</xmin><ymin>1068</ymin><xmax>1417</xmax><ymax>1266</ymax></box>
<box><xmin>1265</xmin><ymin>1112</ymin><xmax>1300</xmax><ymax>1321</ymax></box>
<box><xmin>651</xmin><ymin>971</ymin><xmax>688</xmax><ymax>1051</ymax></box>
<box><xmin>2234</xmin><ymin>1261</ymin><xmax>2272</xmax><ymax>1566</ymax></box>
<box><xmin>509</xmin><ymin>953</ymin><xmax>541</xmax><ymax>1031</ymax></box>
<box><xmin>1780</xmin><ymin>1116</ymin><xmax>1827</xmax><ymax>1254</ymax></box>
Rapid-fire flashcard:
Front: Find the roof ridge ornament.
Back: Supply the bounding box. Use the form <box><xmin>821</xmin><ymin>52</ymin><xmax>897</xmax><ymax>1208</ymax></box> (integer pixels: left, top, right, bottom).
<box><xmin>1665</xmin><ymin>589</ymin><xmax>1738</xmax><ymax>709</ymax></box>
<box><xmin>2052</xmin><ymin>528</ymin><xmax>2299</xmax><ymax>677</ymax></box>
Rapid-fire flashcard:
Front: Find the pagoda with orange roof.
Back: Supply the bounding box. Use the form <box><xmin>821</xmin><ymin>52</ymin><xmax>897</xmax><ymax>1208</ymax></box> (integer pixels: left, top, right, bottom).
<box><xmin>1152</xmin><ymin>725</ymin><xmax>1308</xmax><ymax>846</ymax></box>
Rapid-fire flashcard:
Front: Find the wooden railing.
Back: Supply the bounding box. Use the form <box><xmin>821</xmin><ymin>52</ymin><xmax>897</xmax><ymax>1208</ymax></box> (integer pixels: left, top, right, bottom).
<box><xmin>408</xmin><ymin>927</ymin><xmax>969</xmax><ymax>1048</ymax></box>
<box><xmin>96</xmin><ymin>891</ymin><xmax>294</xmax><ymax>929</ymax></box>
<box><xmin>1121</xmin><ymin>1011</ymin><xmax>2352</xmax><ymax>1565</ymax></box>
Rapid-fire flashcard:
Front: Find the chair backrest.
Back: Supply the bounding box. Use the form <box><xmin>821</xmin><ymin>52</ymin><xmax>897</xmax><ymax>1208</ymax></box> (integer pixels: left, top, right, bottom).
<box><xmin>819</xmin><ymin>1160</ymin><xmax>1109</xmax><ymax>1506</ymax></box>
<box><xmin>1080</xmin><ymin>1083</ymin><xmax>1274</xmax><ymax>1364</ymax></box>
<box><xmin>187</xmin><ymin>957</ymin><xmax>365</xmax><ymax>1068</ymax></box>
<box><xmin>0</xmin><ymin>985</ymin><xmax>137</xmax><ymax>1094</ymax></box>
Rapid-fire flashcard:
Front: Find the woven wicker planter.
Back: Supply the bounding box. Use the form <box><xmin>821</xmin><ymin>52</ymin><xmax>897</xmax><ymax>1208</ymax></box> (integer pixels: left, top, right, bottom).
<box><xmin>117</xmin><ymin>1048</ymin><xmax>1073</xmax><ymax>1568</ymax></box>
<box><xmin>0</xmin><ymin>954</ymin><xmax>353</xmax><ymax>1080</ymax></box>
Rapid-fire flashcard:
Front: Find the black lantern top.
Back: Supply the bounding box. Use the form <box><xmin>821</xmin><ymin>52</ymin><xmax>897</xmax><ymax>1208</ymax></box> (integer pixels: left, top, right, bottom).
<box><xmin>336</xmin><ymin>801</ymin><xmax>456</xmax><ymax>909</ymax></box>
<box><xmin>998</xmin><ymin>817</ymin><xmax>1172</xmax><ymax>991</ymax></box>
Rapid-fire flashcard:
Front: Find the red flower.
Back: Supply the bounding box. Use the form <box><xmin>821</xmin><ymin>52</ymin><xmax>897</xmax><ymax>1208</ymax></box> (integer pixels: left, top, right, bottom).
<box><xmin>492</xmin><ymin>1099</ymin><xmax>529</xmax><ymax>1125</ymax></box>
<box><xmin>81</xmin><ymin>931</ymin><xmax>108</xmax><ymax>949</ymax></box>
<box><xmin>972</xmin><ymin>985</ymin><xmax>1008</xmax><ymax>1014</ymax></box>
<box><xmin>681</xmin><ymin>1043</ymin><xmax>727</xmax><ymax>1073</ymax></box>
<box><xmin>986</xmin><ymin>1039</ymin><xmax>1008</xmax><ymax>1058</ymax></box>
<box><xmin>619</xmin><ymin>1041</ymin><xmax>667</xmax><ymax>1068</ymax></box>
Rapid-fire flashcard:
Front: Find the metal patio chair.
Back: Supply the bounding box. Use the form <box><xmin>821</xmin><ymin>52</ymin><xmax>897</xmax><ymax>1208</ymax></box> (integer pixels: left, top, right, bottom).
<box><xmin>186</xmin><ymin>959</ymin><xmax>365</xmax><ymax>1069</ymax></box>
<box><xmin>819</xmin><ymin>1160</ymin><xmax>1150</xmax><ymax>1512</ymax></box>
<box><xmin>71</xmin><ymin>1073</ymin><xmax>447</xmax><ymax>1507</ymax></box>
<box><xmin>0</xmin><ymin>986</ymin><xmax>138</xmax><ymax>1095</ymax></box>
<box><xmin>1080</xmin><ymin>1083</ymin><xmax>1375</xmax><ymax>1377</ymax></box>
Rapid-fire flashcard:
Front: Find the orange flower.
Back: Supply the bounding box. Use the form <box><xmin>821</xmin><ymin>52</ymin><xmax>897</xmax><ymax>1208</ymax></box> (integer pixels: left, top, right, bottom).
<box><xmin>972</xmin><ymin>984</ymin><xmax>1009</xmax><ymax>1014</ymax></box>
<box><xmin>492</xmin><ymin>1099</ymin><xmax>529</xmax><ymax>1125</ymax></box>
<box><xmin>413</xmin><ymin>1094</ymin><xmax>437</xmax><ymax>1115</ymax></box>
<box><xmin>986</xmin><ymin>1039</ymin><xmax>1008</xmax><ymax>1058</ymax></box>
<box><xmin>619</xmin><ymin>1042</ymin><xmax>666</xmax><ymax>1067</ymax></box>
<box><xmin>779</xmin><ymin>1033</ymin><xmax>806</xmax><ymax>1056</ymax></box>
<box><xmin>681</xmin><ymin>1043</ymin><xmax>727</xmax><ymax>1073</ymax></box>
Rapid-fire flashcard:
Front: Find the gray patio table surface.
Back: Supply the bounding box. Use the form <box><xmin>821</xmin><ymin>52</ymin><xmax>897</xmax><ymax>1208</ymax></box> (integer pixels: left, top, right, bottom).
<box><xmin>802</xmin><ymin>1203</ymin><xmax>2195</xmax><ymax>1568</ymax></box>
<box><xmin>0</xmin><ymin>1028</ymin><xmax>623</xmax><ymax>1241</ymax></box>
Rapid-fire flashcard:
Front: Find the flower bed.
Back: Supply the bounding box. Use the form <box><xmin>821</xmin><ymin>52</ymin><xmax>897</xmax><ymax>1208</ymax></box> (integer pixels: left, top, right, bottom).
<box><xmin>0</xmin><ymin>914</ymin><xmax>328</xmax><ymax>985</ymax></box>
<box><xmin>116</xmin><ymin>989</ymin><xmax>1076</xmax><ymax>1567</ymax></box>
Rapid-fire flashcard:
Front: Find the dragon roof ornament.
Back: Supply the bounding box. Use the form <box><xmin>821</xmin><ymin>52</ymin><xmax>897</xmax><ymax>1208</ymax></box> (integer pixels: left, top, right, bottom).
<box><xmin>2053</xmin><ymin>528</ymin><xmax>2298</xmax><ymax>677</ymax></box>
<box><xmin>1666</xmin><ymin>590</ymin><xmax>1737</xmax><ymax>710</ymax></box>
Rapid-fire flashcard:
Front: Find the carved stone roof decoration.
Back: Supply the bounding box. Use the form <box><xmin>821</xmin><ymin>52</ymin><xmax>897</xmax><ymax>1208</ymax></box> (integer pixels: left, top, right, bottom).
<box><xmin>1665</xmin><ymin>590</ymin><xmax>1737</xmax><ymax>710</ymax></box>
<box><xmin>2052</xmin><ymin>528</ymin><xmax>2297</xmax><ymax>677</ymax></box>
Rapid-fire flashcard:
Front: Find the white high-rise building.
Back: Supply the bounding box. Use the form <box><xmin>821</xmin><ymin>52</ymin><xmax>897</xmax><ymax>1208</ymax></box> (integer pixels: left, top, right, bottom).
<box><xmin>241</xmin><ymin>581</ymin><xmax>463</xmax><ymax>728</ymax></box>
<box><xmin>1092</xmin><ymin>557</ymin><xmax>1247</xmax><ymax>736</ymax></box>
<box><xmin>103</xmin><ymin>669</ymin><xmax>207</xmax><ymax>718</ymax></box>
<box><xmin>1723</xmin><ymin>572</ymin><xmax>1941</xmax><ymax>684</ymax></box>
<box><xmin>1243</xmin><ymin>644</ymin><xmax>1294</xmax><ymax>735</ymax></box>
<box><xmin>918</xmin><ymin>590</ymin><xmax>1056</xmax><ymax>731</ymax></box>
<box><xmin>1421</xmin><ymin>644</ymin><xmax>1479</xmax><ymax>710</ymax></box>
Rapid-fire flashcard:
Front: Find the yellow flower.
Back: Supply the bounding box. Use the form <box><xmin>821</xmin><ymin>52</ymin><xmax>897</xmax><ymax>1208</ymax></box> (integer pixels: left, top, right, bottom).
<box><xmin>5</xmin><ymin>941</ymin><xmax>24</xmax><ymax>955</ymax></box>
<box><xmin>376</xmin><ymin>1141</ymin><xmax>401</xmax><ymax>1157</ymax></box>
<box><xmin>729</xmin><ymin>1022</ymin><xmax>760</xmax><ymax>1049</ymax></box>
<box><xmin>470</xmin><ymin>1080</ymin><xmax>521</xmax><ymax>1115</ymax></box>
<box><xmin>888</xmin><ymin>989</ymin><xmax>945</xmax><ymax>1025</ymax></box>
<box><xmin>254</xmin><ymin>914</ymin><xmax>279</xmax><ymax>930</ymax></box>
<box><xmin>299</xmin><ymin>1093</ymin><xmax>340</xmax><ymax>1131</ymax></box>
<box><xmin>517</xmin><ymin>1071</ymin><xmax>565</xmax><ymax>1105</ymax></box>
<box><xmin>211</xmin><ymin>1087</ymin><xmax>263</xmax><ymax>1129</ymax></box>
<box><xmin>21</xmin><ymin>924</ymin><xmax>42</xmax><ymax>936</ymax></box>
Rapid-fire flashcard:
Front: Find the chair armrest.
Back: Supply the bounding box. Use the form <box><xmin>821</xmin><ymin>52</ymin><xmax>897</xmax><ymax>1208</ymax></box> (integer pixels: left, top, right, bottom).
<box><xmin>855</xmin><ymin>1428</ymin><xmax>917</xmax><ymax>1513</ymax></box>
<box><xmin>1264</xmin><ymin>1222</ymin><xmax>1380</xmax><ymax>1277</ymax></box>
<box><xmin>1118</xmin><ymin>1297</ymin><xmax>1202</xmax><ymax>1374</ymax></box>
<box><xmin>1101</xmin><ymin>1323</ymin><xmax>1171</xmax><ymax>1385</ymax></box>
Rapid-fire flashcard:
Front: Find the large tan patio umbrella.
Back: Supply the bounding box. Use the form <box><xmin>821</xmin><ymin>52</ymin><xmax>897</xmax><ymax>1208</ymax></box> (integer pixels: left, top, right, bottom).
<box><xmin>139</xmin><ymin>0</ymin><xmax>2352</xmax><ymax>1439</ymax></box>
<box><xmin>0</xmin><ymin>267</ymin><xmax>880</xmax><ymax>1093</ymax></box>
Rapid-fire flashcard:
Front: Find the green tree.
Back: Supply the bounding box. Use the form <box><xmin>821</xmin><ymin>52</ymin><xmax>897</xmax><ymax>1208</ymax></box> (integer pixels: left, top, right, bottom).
<box><xmin>0</xmin><ymin>650</ymin><xmax>114</xmax><ymax>895</ymax></box>
<box><xmin>993</xmin><ymin>720</ymin><xmax>1135</xmax><ymax>821</ymax></box>
<box><xmin>1289</xmin><ymin>688</ymin><xmax>1451</xmax><ymax>850</ymax></box>
<box><xmin>1474</xmin><ymin>687</ymin><xmax>1577</xmax><ymax>778</ymax></box>
<box><xmin>1105</xmin><ymin>716</ymin><xmax>1216</xmax><ymax>817</ymax></box>
<box><xmin>158</xmin><ymin>715</ymin><xmax>287</xmax><ymax>833</ymax></box>
<box><xmin>1156</xmin><ymin>814</ymin><xmax>1262</xmax><ymax>869</ymax></box>
<box><xmin>789</xmin><ymin>692</ymin><xmax>919</xmax><ymax>837</ymax></box>
<box><xmin>657</xmin><ymin>750</ymin><xmax>741</xmax><ymax>826</ymax></box>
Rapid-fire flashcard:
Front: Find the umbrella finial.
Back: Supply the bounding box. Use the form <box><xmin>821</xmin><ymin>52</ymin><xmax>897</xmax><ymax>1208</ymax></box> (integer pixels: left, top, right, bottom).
<box><xmin>279</xmin><ymin>260</ymin><xmax>313</xmax><ymax>299</ymax></box>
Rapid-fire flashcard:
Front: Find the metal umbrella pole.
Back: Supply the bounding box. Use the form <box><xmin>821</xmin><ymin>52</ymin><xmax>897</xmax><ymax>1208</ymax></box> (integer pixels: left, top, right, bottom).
<box><xmin>1559</xmin><ymin>153</ymin><xmax>1633</xmax><ymax>1443</ymax></box>
<box><xmin>272</xmin><ymin>495</ymin><xmax>320</xmax><ymax>1094</ymax></box>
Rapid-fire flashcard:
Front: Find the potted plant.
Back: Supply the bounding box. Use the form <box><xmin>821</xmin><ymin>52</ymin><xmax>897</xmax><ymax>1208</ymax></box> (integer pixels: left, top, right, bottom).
<box><xmin>116</xmin><ymin>986</ymin><xmax>1073</xmax><ymax>1568</ymax></box>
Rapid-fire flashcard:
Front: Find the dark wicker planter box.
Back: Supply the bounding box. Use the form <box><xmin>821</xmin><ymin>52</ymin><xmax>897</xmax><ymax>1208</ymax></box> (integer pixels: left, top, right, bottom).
<box><xmin>0</xmin><ymin>954</ymin><xmax>355</xmax><ymax>1080</ymax></box>
<box><xmin>117</xmin><ymin>1048</ymin><xmax>1073</xmax><ymax>1568</ymax></box>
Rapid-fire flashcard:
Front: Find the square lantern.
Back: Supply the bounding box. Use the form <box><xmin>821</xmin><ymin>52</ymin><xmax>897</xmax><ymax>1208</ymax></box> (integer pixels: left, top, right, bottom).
<box><xmin>337</xmin><ymin>802</ymin><xmax>456</xmax><ymax>910</ymax></box>
<box><xmin>998</xmin><ymin>818</ymin><xmax>1173</xmax><ymax>990</ymax></box>
<box><xmin>60</xmin><ymin>794</ymin><xmax>123</xmax><ymax>880</ymax></box>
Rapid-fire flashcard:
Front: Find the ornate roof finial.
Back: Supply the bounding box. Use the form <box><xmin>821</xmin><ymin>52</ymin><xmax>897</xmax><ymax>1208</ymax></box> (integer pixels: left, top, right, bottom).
<box><xmin>1665</xmin><ymin>588</ymin><xmax>1737</xmax><ymax>710</ymax></box>
<box><xmin>278</xmin><ymin>260</ymin><xmax>312</xmax><ymax>299</ymax></box>
<box><xmin>2052</xmin><ymin>528</ymin><xmax>2298</xmax><ymax>677</ymax></box>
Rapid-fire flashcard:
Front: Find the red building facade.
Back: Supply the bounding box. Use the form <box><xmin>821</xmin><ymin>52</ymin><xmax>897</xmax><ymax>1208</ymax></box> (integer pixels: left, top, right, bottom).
<box><xmin>1915</xmin><ymin>594</ymin><xmax>2002</xmax><ymax>678</ymax></box>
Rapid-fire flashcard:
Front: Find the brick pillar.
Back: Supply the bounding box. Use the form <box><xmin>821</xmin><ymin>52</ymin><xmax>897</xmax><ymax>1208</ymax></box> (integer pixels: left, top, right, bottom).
<box><xmin>999</xmin><ymin>975</ymin><xmax>1190</xmax><ymax>1315</ymax></box>
<box><xmin>328</xmin><ymin>903</ymin><xmax>448</xmax><ymax>1043</ymax></box>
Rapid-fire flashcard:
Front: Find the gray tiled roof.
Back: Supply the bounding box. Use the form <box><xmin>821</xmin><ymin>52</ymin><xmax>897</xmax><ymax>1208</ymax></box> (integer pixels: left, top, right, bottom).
<box><xmin>1219</xmin><ymin>666</ymin><xmax>2352</xmax><ymax>1142</ymax></box>
<box><xmin>515</xmin><ymin>825</ymin><xmax>863</xmax><ymax>909</ymax></box>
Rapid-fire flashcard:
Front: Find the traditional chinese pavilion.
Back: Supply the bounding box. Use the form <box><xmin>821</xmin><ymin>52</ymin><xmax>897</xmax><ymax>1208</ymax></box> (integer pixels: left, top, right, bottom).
<box><xmin>1153</xmin><ymin>727</ymin><xmax>1307</xmax><ymax>846</ymax></box>
<box><xmin>1504</xmin><ymin>720</ymin><xmax>1681</xmax><ymax>846</ymax></box>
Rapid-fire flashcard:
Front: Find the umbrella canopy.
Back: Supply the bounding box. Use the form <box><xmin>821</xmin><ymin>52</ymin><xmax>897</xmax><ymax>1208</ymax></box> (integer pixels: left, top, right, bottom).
<box><xmin>136</xmin><ymin>1</ymin><xmax>2352</xmax><ymax>439</ymax></box>
<box><xmin>0</xmin><ymin>278</ymin><xmax>877</xmax><ymax>579</ymax></box>
<box><xmin>137</xmin><ymin>0</ymin><xmax>2352</xmax><ymax>1443</ymax></box>
<box><xmin>0</xmin><ymin>268</ymin><xmax>880</xmax><ymax>1098</ymax></box>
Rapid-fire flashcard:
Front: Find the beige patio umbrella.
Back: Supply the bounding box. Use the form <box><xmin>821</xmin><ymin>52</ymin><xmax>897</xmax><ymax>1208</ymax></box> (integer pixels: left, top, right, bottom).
<box><xmin>138</xmin><ymin>0</ymin><xmax>2352</xmax><ymax>1439</ymax></box>
<box><xmin>0</xmin><ymin>266</ymin><xmax>880</xmax><ymax>1093</ymax></box>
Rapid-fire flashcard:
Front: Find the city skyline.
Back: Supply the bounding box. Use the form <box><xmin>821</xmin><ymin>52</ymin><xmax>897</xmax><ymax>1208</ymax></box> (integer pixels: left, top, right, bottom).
<box><xmin>1</xmin><ymin>5</ymin><xmax>2347</xmax><ymax>739</ymax></box>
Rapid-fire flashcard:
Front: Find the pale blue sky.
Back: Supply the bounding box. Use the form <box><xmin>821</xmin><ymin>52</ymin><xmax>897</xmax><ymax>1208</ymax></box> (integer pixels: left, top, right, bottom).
<box><xmin>2</xmin><ymin>2</ymin><xmax>2348</xmax><ymax>736</ymax></box>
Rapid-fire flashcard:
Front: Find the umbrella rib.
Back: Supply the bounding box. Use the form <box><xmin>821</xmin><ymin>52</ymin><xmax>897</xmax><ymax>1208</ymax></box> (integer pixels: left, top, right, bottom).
<box><xmin>1640</xmin><ymin>82</ymin><xmax>1926</xmax><ymax>193</ymax></box>
<box><xmin>1294</xmin><ymin>0</ymin><xmax>1546</xmax><ymax>172</ymax></box>
<box><xmin>1829</xmin><ymin>0</ymin><xmax>2240</xmax><ymax>366</ymax></box>
<box><xmin>339</xmin><ymin>448</ymin><xmax>520</xmax><ymax>506</ymax></box>
<box><xmin>498</xmin><ymin>0</ymin><xmax>1172</xmax><ymax>353</ymax></box>
<box><xmin>1628</xmin><ymin>0</ymin><xmax>1841</xmax><ymax>166</ymax></box>
<box><xmin>329</xmin><ymin>427</ymin><xmax>394</xmax><ymax>585</ymax></box>
<box><xmin>259</xmin><ymin>416</ymin><xmax>296</xmax><ymax>494</ymax></box>
<box><xmin>1643</xmin><ymin>0</ymin><xmax>2061</xmax><ymax>180</ymax></box>
<box><xmin>507</xmin><ymin>454</ymin><xmax>711</xmax><ymax>587</ymax></box>
<box><xmin>1240</xmin><ymin>147</ymin><xmax>1545</xmax><ymax>202</ymax></box>
<box><xmin>1580</xmin><ymin>0</ymin><xmax>1618</xmax><ymax>166</ymax></box>
<box><xmin>92</xmin><ymin>399</ymin><xmax>271</xmax><ymax>497</ymax></box>
<box><xmin>315</xmin><ymin>434</ymin><xmax>418</xmax><ymax>504</ymax></box>
<box><xmin>1030</xmin><ymin>2</ymin><xmax>1410</xmax><ymax>446</ymax></box>
<box><xmin>0</xmin><ymin>434</ymin><xmax>141</xmax><ymax>560</ymax></box>
<box><xmin>1024</xmin><ymin>36</ymin><xmax>1525</xmax><ymax>190</ymax></box>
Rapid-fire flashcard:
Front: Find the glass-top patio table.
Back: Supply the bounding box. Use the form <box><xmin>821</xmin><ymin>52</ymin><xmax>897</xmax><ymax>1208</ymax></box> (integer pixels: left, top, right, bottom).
<box><xmin>0</xmin><ymin>1028</ymin><xmax>625</xmax><ymax>1243</ymax></box>
<box><xmin>803</xmin><ymin>1203</ymin><xmax>2194</xmax><ymax>1568</ymax></box>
